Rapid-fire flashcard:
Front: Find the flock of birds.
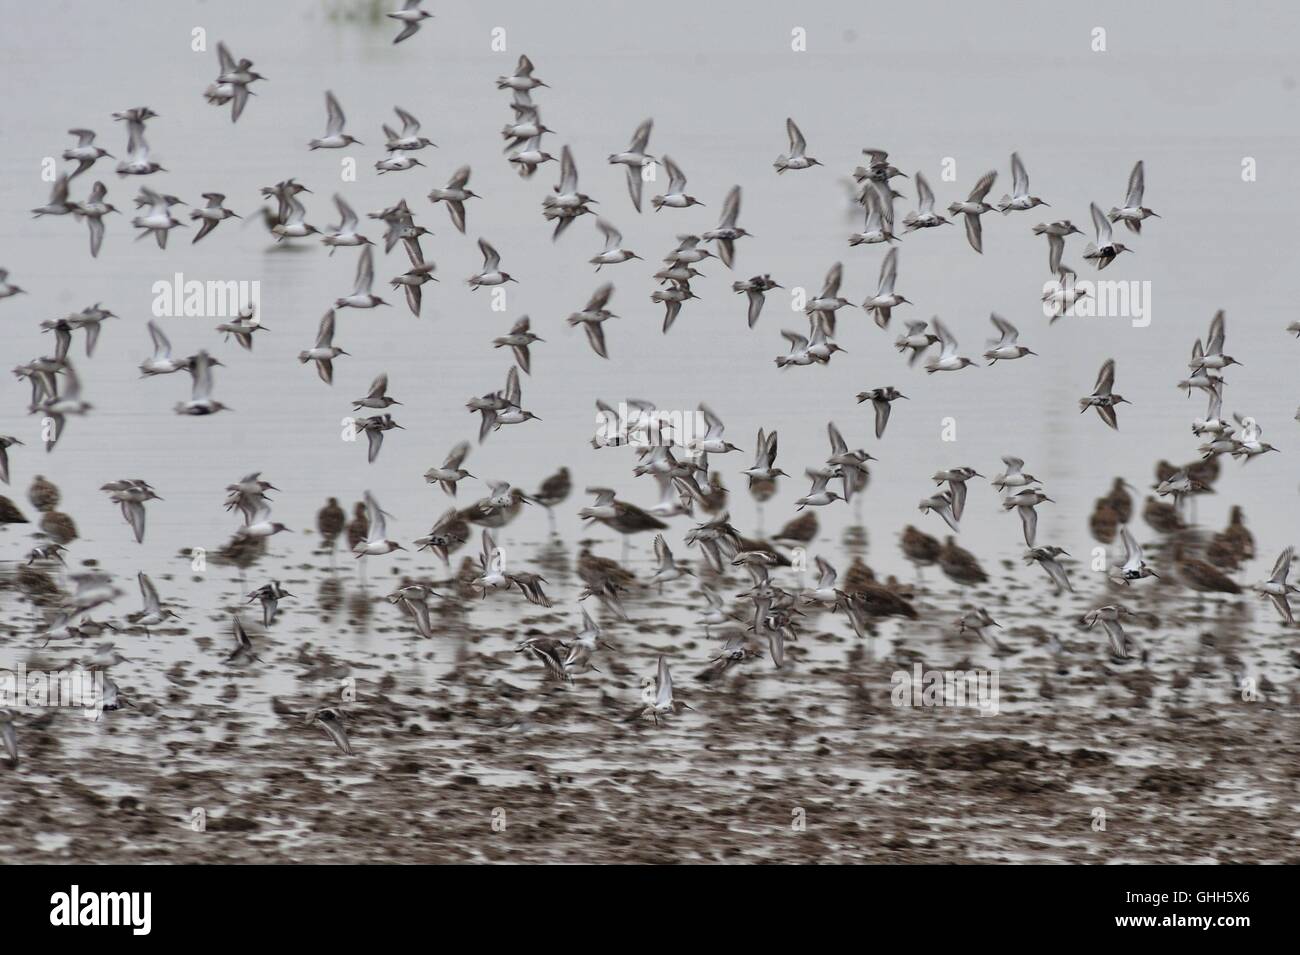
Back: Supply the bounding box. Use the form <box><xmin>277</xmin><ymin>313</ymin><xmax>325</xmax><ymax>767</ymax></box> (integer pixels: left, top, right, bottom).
<box><xmin>1</xmin><ymin>15</ymin><xmax>1297</xmax><ymax>759</ymax></box>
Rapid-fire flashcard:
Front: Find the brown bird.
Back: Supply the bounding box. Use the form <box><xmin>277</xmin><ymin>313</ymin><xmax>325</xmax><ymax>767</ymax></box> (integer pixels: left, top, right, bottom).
<box><xmin>39</xmin><ymin>510</ymin><xmax>78</xmax><ymax>544</ymax></box>
<box><xmin>317</xmin><ymin>497</ymin><xmax>345</xmax><ymax>557</ymax></box>
<box><xmin>901</xmin><ymin>524</ymin><xmax>941</xmax><ymax>577</ymax></box>
<box><xmin>530</xmin><ymin>467</ymin><xmax>571</xmax><ymax>532</ymax></box>
<box><xmin>345</xmin><ymin>501</ymin><xmax>369</xmax><ymax>553</ymax></box>
<box><xmin>698</xmin><ymin>472</ymin><xmax>728</xmax><ymax>515</ymax></box>
<box><xmin>1216</xmin><ymin>506</ymin><xmax>1254</xmax><ymax>564</ymax></box>
<box><xmin>1102</xmin><ymin>477</ymin><xmax>1134</xmax><ymax>524</ymax></box>
<box><xmin>939</xmin><ymin>536</ymin><xmax>987</xmax><ymax>587</ymax></box>
<box><xmin>773</xmin><ymin>511</ymin><xmax>818</xmax><ymax>547</ymax></box>
<box><xmin>843</xmin><ymin>555</ymin><xmax>876</xmax><ymax>594</ymax></box>
<box><xmin>1174</xmin><ymin>543</ymin><xmax>1242</xmax><ymax>605</ymax></box>
<box><xmin>1089</xmin><ymin>499</ymin><xmax>1120</xmax><ymax>544</ymax></box>
<box><xmin>1143</xmin><ymin>495</ymin><xmax>1185</xmax><ymax>535</ymax></box>
<box><xmin>28</xmin><ymin>475</ymin><xmax>59</xmax><ymax>513</ymax></box>
<box><xmin>0</xmin><ymin>496</ymin><xmax>28</xmax><ymax>524</ymax></box>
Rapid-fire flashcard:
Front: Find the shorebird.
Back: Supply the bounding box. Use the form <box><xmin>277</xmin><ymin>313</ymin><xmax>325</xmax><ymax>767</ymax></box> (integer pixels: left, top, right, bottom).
<box><xmin>357</xmin><ymin>413</ymin><xmax>403</xmax><ymax>463</ymax></box>
<box><xmin>856</xmin><ymin>387</ymin><xmax>907</xmax><ymax>439</ymax></box>
<box><xmin>948</xmin><ymin>170</ymin><xmax>998</xmax><ymax>252</ymax></box>
<box><xmin>212</xmin><ymin>42</ymin><xmax>265</xmax><ymax>122</ymax></box>
<box><xmin>298</xmin><ymin>310</ymin><xmax>349</xmax><ymax>384</ymax></box>
<box><xmin>702</xmin><ymin>186</ymin><xmax>749</xmax><ymax>268</ymax></box>
<box><xmin>1083</xmin><ymin>605</ymin><xmax>1139</xmax><ymax>659</ymax></box>
<box><xmin>849</xmin><ymin>185</ymin><xmax>897</xmax><ymax>246</ymax></box>
<box><xmin>427</xmin><ymin>165</ymin><xmax>478</xmax><ymax>234</ymax></box>
<box><xmin>388</xmin><ymin>0</ymin><xmax>433</xmax><ymax>44</ymax></box>
<box><xmin>270</xmin><ymin>188</ymin><xmax>317</xmax><ymax>240</ymax></box>
<box><xmin>901</xmin><ymin>524</ymin><xmax>941</xmax><ymax>577</ymax></box>
<box><xmin>497</xmin><ymin>54</ymin><xmax>547</xmax><ymax>91</ymax></box>
<box><xmin>308</xmin><ymin>91</ymin><xmax>362</xmax><ymax>149</ymax></box>
<box><xmin>732</xmin><ymin>274</ymin><xmax>781</xmax><ymax>327</ymax></box>
<box><xmin>215</xmin><ymin>308</ymin><xmax>265</xmax><ymax>351</ymax></box>
<box><xmin>130</xmin><ymin>186</ymin><xmax>185</xmax><ymax>248</ymax></box>
<box><xmin>507</xmin><ymin>136</ymin><xmax>555</xmax><ymax>177</ymax></box>
<box><xmin>958</xmin><ymin>608</ymin><xmax>1002</xmax><ymax>651</ymax></box>
<box><xmin>1043</xmin><ymin>266</ymin><xmax>1088</xmax><ymax>321</ymax></box>
<box><xmin>334</xmin><ymin>246</ymin><xmax>388</xmax><ymax>309</ymax></box>
<box><xmin>649</xmin><ymin>534</ymin><xmax>692</xmax><ymax>590</ymax></box>
<box><xmin>354</xmin><ymin>491</ymin><xmax>404</xmax><ymax>557</ymax></box>
<box><xmin>1079</xmin><ymin>359</ymin><xmax>1129</xmax><ymax>429</ymax></box>
<box><xmin>651</xmin><ymin>156</ymin><xmax>703</xmax><ymax>210</ymax></box>
<box><xmin>426</xmin><ymin>456</ymin><xmax>486</xmax><ymax>519</ymax></box>
<box><xmin>0</xmin><ymin>268</ymin><xmax>24</xmax><ymax>301</ymax></box>
<box><xmin>311</xmin><ymin>707</ymin><xmax>353</xmax><ymax>755</ymax></box>
<box><xmin>691</xmin><ymin>404</ymin><xmax>741</xmax><ymax>456</ymax></box>
<box><xmin>636</xmin><ymin>656</ymin><xmax>693</xmax><ymax>726</ymax></box>
<box><xmin>493</xmin><ymin>316</ymin><xmax>543</xmax><ymax>374</ymax></box>
<box><xmin>862</xmin><ymin>247</ymin><xmax>909</xmax><ymax>328</ymax></box>
<box><xmin>932</xmin><ymin>466</ymin><xmax>981</xmax><ymax>521</ymax></box>
<box><xmin>652</xmin><ymin>281</ymin><xmax>698</xmax><ymax>333</ymax></box>
<box><xmin>413</xmin><ymin>508</ymin><xmax>467</xmax><ymax>564</ymax></box>
<box><xmin>187</xmin><ymin>192</ymin><xmax>239</xmax><ymax>244</ymax></box>
<box><xmin>1109</xmin><ymin>526</ymin><xmax>1158</xmax><ymax>584</ymax></box>
<box><xmin>588</xmin><ymin>217</ymin><xmax>639</xmax><ymax>271</ymax></box>
<box><xmin>894</xmin><ymin>319</ymin><xmax>939</xmax><ymax>367</ymax></box>
<box><xmin>1084</xmin><ymin>202</ymin><xmax>1131</xmax><ymax>269</ymax></box>
<box><xmin>1003</xmin><ymin>488</ymin><xmax>1053</xmax><ymax>547</ymax></box>
<box><xmin>32</xmin><ymin>171</ymin><xmax>73</xmax><ymax>218</ymax></box>
<box><xmin>1032</xmin><ymin>220</ymin><xmax>1083</xmax><ymax>275</ymax></box>
<box><xmin>1174</xmin><ymin>543</ymin><xmax>1242</xmax><ymax>605</ymax></box>
<box><xmin>383</xmin><ymin>106</ymin><xmax>435</xmax><ymax>151</ymax></box>
<box><xmin>919</xmin><ymin>490</ymin><xmax>960</xmax><ymax>533</ymax></box>
<box><xmin>902</xmin><ymin>172</ymin><xmax>950</xmax><ymax>231</ymax></box>
<box><xmin>996</xmin><ymin>153</ymin><xmax>1049</xmax><ymax>213</ymax></box>
<box><xmin>608</xmin><ymin>118</ymin><xmax>654</xmax><ymax>212</ymax></box>
<box><xmin>1190</xmin><ymin>311</ymin><xmax>1241</xmax><ymax>373</ymax></box>
<box><xmin>62</xmin><ymin>128</ymin><xmax>113</xmax><ymax>177</ymax></box>
<box><xmin>135</xmin><ymin>321</ymin><xmax>192</xmax><ymax>378</ymax></box>
<box><xmin>804</xmin><ymin>261</ymin><xmax>853</xmax><ymax>333</ymax></box>
<box><xmin>131</xmin><ymin>572</ymin><xmax>178</xmax><ymax>633</ymax></box>
<box><xmin>1108</xmin><ymin>160</ymin><xmax>1159</xmax><ymax>233</ymax></box>
<box><xmin>982</xmin><ymin>314</ymin><xmax>1036</xmax><ymax>363</ymax></box>
<box><xmin>317</xmin><ymin>497</ymin><xmax>345</xmax><ymax>556</ymax></box>
<box><xmin>924</xmin><ymin>318</ymin><xmax>978</xmax><ymax>373</ymax></box>
<box><xmin>375</xmin><ymin>154</ymin><xmax>425</xmax><ymax>174</ymax></box>
<box><xmin>33</xmin><ymin>359</ymin><xmax>92</xmax><ymax>447</ymax></box>
<box><xmin>322</xmin><ymin>194</ymin><xmax>371</xmax><ymax>254</ymax></box>
<box><xmin>114</xmin><ymin>107</ymin><xmax>164</xmax><ymax>176</ymax></box>
<box><xmin>468</xmin><ymin>238</ymin><xmax>516</xmax><ymax>288</ymax></box>
<box><xmin>351</xmin><ymin>373</ymin><xmax>400</xmax><ymax>411</ymax></box>
<box><xmin>105</xmin><ymin>479</ymin><xmax>160</xmax><ymax>543</ymax></box>
<box><xmin>1025</xmin><ymin>546</ymin><xmax>1072</xmax><ymax>594</ymax></box>
<box><xmin>491</xmin><ymin>366</ymin><xmax>540</xmax><ymax>432</ymax></box>
<box><xmin>68</xmin><ymin>180</ymin><xmax>117</xmax><ymax>257</ymax></box>
<box><xmin>248</xmin><ymin>581</ymin><xmax>294</xmax><ymax>627</ymax></box>
<box><xmin>742</xmin><ymin>428</ymin><xmax>787</xmax><ymax>487</ymax></box>
<box><xmin>938</xmin><ymin>537</ymin><xmax>988</xmax><ymax>589</ymax></box>
<box><xmin>796</xmin><ymin>470</ymin><xmax>843</xmax><ymax>510</ymax></box>
<box><xmin>225</xmin><ymin>615</ymin><xmax>263</xmax><ymax>666</ymax></box>
<box><xmin>773</xmin><ymin>117</ymin><xmax>821</xmax><ymax>173</ymax></box>
<box><xmin>1254</xmin><ymin>546</ymin><xmax>1298</xmax><ymax>624</ymax></box>
<box><xmin>567</xmin><ymin>283</ymin><xmax>616</xmax><ymax>359</ymax></box>
<box><xmin>0</xmin><ymin>436</ymin><xmax>20</xmax><ymax>485</ymax></box>
<box><xmin>543</xmin><ymin>145</ymin><xmax>596</xmax><ymax>239</ymax></box>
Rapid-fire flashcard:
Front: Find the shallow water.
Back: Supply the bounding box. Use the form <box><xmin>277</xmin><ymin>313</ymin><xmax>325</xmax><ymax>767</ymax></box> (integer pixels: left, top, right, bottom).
<box><xmin>0</xmin><ymin>0</ymin><xmax>1297</xmax><ymax>863</ymax></box>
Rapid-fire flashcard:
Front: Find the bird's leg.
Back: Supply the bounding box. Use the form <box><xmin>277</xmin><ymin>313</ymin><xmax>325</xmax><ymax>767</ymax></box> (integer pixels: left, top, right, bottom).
<box><xmin>546</xmin><ymin>507</ymin><xmax>556</xmax><ymax>536</ymax></box>
<box><xmin>621</xmin><ymin>536</ymin><xmax>630</xmax><ymax>563</ymax></box>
